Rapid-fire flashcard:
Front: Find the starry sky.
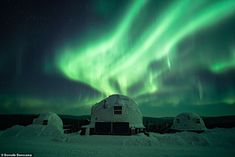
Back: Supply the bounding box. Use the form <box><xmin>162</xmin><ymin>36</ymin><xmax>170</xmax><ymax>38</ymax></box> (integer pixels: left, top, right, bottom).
<box><xmin>1</xmin><ymin>0</ymin><xmax>235</xmax><ymax>117</ymax></box>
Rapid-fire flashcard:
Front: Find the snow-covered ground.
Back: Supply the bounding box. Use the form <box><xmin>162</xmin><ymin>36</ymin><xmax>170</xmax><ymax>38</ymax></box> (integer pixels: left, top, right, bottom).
<box><xmin>0</xmin><ymin>125</ymin><xmax>235</xmax><ymax>157</ymax></box>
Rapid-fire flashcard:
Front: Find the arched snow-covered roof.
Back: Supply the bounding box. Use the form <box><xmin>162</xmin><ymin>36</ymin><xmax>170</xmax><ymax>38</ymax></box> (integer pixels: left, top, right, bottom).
<box><xmin>90</xmin><ymin>94</ymin><xmax>144</xmax><ymax>128</ymax></box>
<box><xmin>33</xmin><ymin>112</ymin><xmax>63</xmax><ymax>132</ymax></box>
<box><xmin>171</xmin><ymin>112</ymin><xmax>206</xmax><ymax>131</ymax></box>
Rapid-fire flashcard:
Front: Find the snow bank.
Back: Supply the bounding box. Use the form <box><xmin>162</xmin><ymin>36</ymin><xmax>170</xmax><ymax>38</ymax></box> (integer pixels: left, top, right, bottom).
<box><xmin>149</xmin><ymin>128</ymin><xmax>234</xmax><ymax>147</ymax></box>
<box><xmin>202</xmin><ymin>127</ymin><xmax>235</xmax><ymax>146</ymax></box>
<box><xmin>0</xmin><ymin>124</ymin><xmax>64</xmax><ymax>138</ymax></box>
<box><xmin>61</xmin><ymin>133</ymin><xmax>155</xmax><ymax>146</ymax></box>
<box><xmin>0</xmin><ymin>125</ymin><xmax>24</xmax><ymax>137</ymax></box>
<box><xmin>1</xmin><ymin>127</ymin><xmax>235</xmax><ymax>157</ymax></box>
<box><xmin>54</xmin><ymin>128</ymin><xmax>235</xmax><ymax>148</ymax></box>
<box><xmin>2</xmin><ymin>126</ymin><xmax>235</xmax><ymax>147</ymax></box>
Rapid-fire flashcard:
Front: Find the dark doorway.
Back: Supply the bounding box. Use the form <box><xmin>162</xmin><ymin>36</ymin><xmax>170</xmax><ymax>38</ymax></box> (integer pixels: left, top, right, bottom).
<box><xmin>112</xmin><ymin>122</ymin><xmax>129</xmax><ymax>135</ymax></box>
<box><xmin>95</xmin><ymin>122</ymin><xmax>129</xmax><ymax>135</ymax></box>
<box><xmin>42</xmin><ymin>120</ymin><xmax>48</xmax><ymax>125</ymax></box>
<box><xmin>95</xmin><ymin>122</ymin><xmax>111</xmax><ymax>134</ymax></box>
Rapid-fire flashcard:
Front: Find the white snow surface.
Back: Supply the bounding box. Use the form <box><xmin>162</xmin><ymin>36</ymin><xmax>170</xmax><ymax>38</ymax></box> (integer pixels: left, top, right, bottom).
<box><xmin>0</xmin><ymin>127</ymin><xmax>235</xmax><ymax>157</ymax></box>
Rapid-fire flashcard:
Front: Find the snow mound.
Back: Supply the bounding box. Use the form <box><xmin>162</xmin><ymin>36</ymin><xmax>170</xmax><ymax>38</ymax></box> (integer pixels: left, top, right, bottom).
<box><xmin>1</xmin><ymin>127</ymin><xmax>235</xmax><ymax>157</ymax></box>
<box><xmin>0</xmin><ymin>124</ymin><xmax>64</xmax><ymax>138</ymax></box>
<box><xmin>150</xmin><ymin>133</ymin><xmax>186</xmax><ymax>146</ymax></box>
<box><xmin>202</xmin><ymin>127</ymin><xmax>235</xmax><ymax>146</ymax></box>
<box><xmin>177</xmin><ymin>131</ymin><xmax>210</xmax><ymax>146</ymax></box>
<box><xmin>33</xmin><ymin>112</ymin><xmax>63</xmax><ymax>132</ymax></box>
<box><xmin>0</xmin><ymin>125</ymin><xmax>24</xmax><ymax>137</ymax></box>
<box><xmin>52</xmin><ymin>128</ymin><xmax>235</xmax><ymax>148</ymax></box>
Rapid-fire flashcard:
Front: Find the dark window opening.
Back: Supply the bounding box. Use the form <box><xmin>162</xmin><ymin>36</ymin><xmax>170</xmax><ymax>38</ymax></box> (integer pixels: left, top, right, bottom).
<box><xmin>114</xmin><ymin>106</ymin><xmax>122</xmax><ymax>114</ymax></box>
<box><xmin>114</xmin><ymin>110</ymin><xmax>122</xmax><ymax>114</ymax></box>
<box><xmin>114</xmin><ymin>106</ymin><xmax>122</xmax><ymax>110</ymax></box>
<box><xmin>195</xmin><ymin>119</ymin><xmax>200</xmax><ymax>124</ymax></box>
<box><xmin>176</xmin><ymin>119</ymin><xmax>180</xmax><ymax>123</ymax></box>
<box><xmin>43</xmin><ymin>120</ymin><xmax>48</xmax><ymax>125</ymax></box>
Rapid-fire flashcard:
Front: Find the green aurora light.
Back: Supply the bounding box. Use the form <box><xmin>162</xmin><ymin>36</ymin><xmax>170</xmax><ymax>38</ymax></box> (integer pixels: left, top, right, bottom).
<box><xmin>56</xmin><ymin>0</ymin><xmax>235</xmax><ymax>99</ymax></box>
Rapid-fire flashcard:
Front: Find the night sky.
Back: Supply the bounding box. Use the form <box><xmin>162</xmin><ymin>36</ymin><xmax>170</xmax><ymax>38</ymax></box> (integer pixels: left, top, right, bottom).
<box><xmin>1</xmin><ymin>0</ymin><xmax>235</xmax><ymax>117</ymax></box>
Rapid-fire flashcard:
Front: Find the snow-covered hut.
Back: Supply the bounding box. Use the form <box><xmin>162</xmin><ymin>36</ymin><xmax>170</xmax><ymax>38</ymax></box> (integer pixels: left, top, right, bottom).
<box><xmin>171</xmin><ymin>112</ymin><xmax>207</xmax><ymax>132</ymax></box>
<box><xmin>33</xmin><ymin>112</ymin><xmax>63</xmax><ymax>132</ymax></box>
<box><xmin>81</xmin><ymin>94</ymin><xmax>145</xmax><ymax>135</ymax></box>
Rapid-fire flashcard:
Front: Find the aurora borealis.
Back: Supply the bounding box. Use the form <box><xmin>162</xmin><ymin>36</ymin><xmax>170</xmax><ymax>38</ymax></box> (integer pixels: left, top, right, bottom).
<box><xmin>1</xmin><ymin>0</ymin><xmax>235</xmax><ymax>116</ymax></box>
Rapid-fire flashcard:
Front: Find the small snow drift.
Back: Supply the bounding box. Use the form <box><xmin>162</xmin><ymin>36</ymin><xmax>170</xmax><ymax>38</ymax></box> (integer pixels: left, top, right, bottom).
<box><xmin>82</xmin><ymin>94</ymin><xmax>145</xmax><ymax>135</ymax></box>
<box><xmin>171</xmin><ymin>112</ymin><xmax>207</xmax><ymax>132</ymax></box>
<box><xmin>0</xmin><ymin>112</ymin><xmax>65</xmax><ymax>138</ymax></box>
<box><xmin>33</xmin><ymin>112</ymin><xmax>64</xmax><ymax>133</ymax></box>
